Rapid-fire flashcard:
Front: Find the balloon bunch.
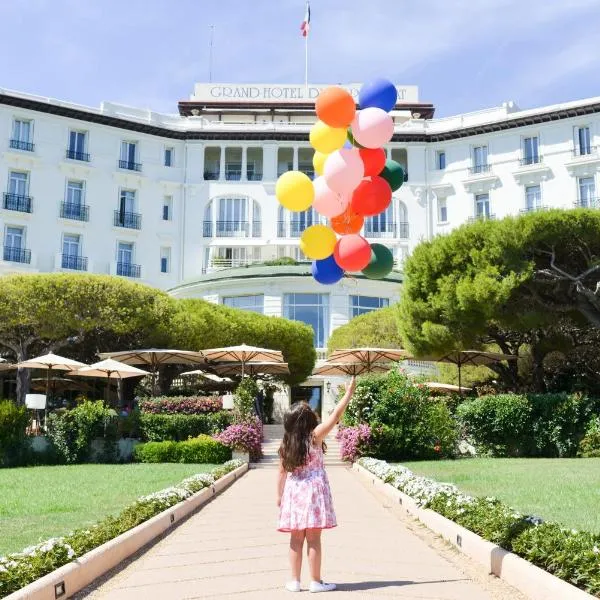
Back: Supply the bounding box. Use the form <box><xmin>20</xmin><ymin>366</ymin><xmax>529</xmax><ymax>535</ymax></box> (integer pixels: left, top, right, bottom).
<box><xmin>275</xmin><ymin>78</ymin><xmax>404</xmax><ymax>285</ymax></box>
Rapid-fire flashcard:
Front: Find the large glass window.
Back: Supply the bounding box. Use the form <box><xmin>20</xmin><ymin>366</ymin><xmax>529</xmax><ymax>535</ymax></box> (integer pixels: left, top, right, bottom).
<box><xmin>283</xmin><ymin>293</ymin><xmax>329</xmax><ymax>347</ymax></box>
<box><xmin>218</xmin><ymin>197</ymin><xmax>248</xmax><ymax>235</ymax></box>
<box><xmin>204</xmin><ymin>147</ymin><xmax>221</xmax><ymax>180</ymax></box>
<box><xmin>118</xmin><ymin>242</ymin><xmax>133</xmax><ymax>265</ymax></box>
<box><xmin>222</xmin><ymin>294</ymin><xmax>264</xmax><ymax>314</ymax></box>
<box><xmin>8</xmin><ymin>171</ymin><xmax>28</xmax><ymax>196</ymax></box>
<box><xmin>349</xmin><ymin>295</ymin><xmax>389</xmax><ymax>318</ymax></box>
<box><xmin>525</xmin><ymin>185</ymin><xmax>541</xmax><ymax>211</ymax></box>
<box><xmin>5</xmin><ymin>226</ymin><xmax>24</xmax><ymax>249</ymax></box>
<box><xmin>475</xmin><ymin>193</ymin><xmax>490</xmax><ymax>218</ymax></box>
<box><xmin>523</xmin><ymin>136</ymin><xmax>539</xmax><ymax>164</ymax></box>
<box><xmin>289</xmin><ymin>207</ymin><xmax>319</xmax><ymax>237</ymax></box>
<box><xmin>66</xmin><ymin>180</ymin><xmax>84</xmax><ymax>207</ymax></box>
<box><xmin>69</xmin><ymin>130</ymin><xmax>86</xmax><ymax>155</ymax></box>
<box><xmin>277</xmin><ymin>147</ymin><xmax>294</xmax><ymax>177</ymax></box>
<box><xmin>225</xmin><ymin>147</ymin><xmax>242</xmax><ymax>181</ymax></box>
<box><xmin>12</xmin><ymin>119</ymin><xmax>32</xmax><ymax>143</ymax></box>
<box><xmin>214</xmin><ymin>247</ymin><xmax>248</xmax><ymax>267</ymax></box>
<box><xmin>120</xmin><ymin>141</ymin><xmax>137</xmax><ymax>163</ymax></box>
<box><xmin>298</xmin><ymin>147</ymin><xmax>314</xmax><ymax>178</ymax></box>
<box><xmin>472</xmin><ymin>145</ymin><xmax>488</xmax><ymax>173</ymax></box>
<box><xmin>578</xmin><ymin>176</ymin><xmax>596</xmax><ymax>207</ymax></box>
<box><xmin>365</xmin><ymin>202</ymin><xmax>395</xmax><ymax>237</ymax></box>
<box><xmin>247</xmin><ymin>147</ymin><xmax>263</xmax><ymax>181</ymax></box>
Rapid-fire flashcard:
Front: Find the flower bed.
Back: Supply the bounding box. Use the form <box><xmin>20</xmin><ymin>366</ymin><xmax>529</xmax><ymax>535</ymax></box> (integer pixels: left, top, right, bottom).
<box><xmin>215</xmin><ymin>417</ymin><xmax>263</xmax><ymax>461</ymax></box>
<box><xmin>0</xmin><ymin>459</ymin><xmax>244</xmax><ymax>598</ymax></box>
<box><xmin>139</xmin><ymin>396</ymin><xmax>223</xmax><ymax>414</ymax></box>
<box><xmin>358</xmin><ymin>457</ymin><xmax>600</xmax><ymax>597</ymax></box>
<box><xmin>134</xmin><ymin>435</ymin><xmax>231</xmax><ymax>464</ymax></box>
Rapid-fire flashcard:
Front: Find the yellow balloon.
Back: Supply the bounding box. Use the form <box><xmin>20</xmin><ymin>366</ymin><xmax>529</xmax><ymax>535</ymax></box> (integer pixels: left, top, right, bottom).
<box><xmin>313</xmin><ymin>151</ymin><xmax>328</xmax><ymax>176</ymax></box>
<box><xmin>309</xmin><ymin>120</ymin><xmax>347</xmax><ymax>154</ymax></box>
<box><xmin>275</xmin><ymin>171</ymin><xmax>314</xmax><ymax>212</ymax></box>
<box><xmin>300</xmin><ymin>225</ymin><xmax>337</xmax><ymax>260</ymax></box>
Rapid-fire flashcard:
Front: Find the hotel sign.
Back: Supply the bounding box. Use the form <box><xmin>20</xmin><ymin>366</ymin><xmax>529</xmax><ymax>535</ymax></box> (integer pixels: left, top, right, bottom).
<box><xmin>192</xmin><ymin>83</ymin><xmax>419</xmax><ymax>104</ymax></box>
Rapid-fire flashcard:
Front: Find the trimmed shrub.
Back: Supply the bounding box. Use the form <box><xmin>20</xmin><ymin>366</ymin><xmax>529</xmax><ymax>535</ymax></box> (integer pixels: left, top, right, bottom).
<box><xmin>134</xmin><ymin>435</ymin><xmax>231</xmax><ymax>464</ymax></box>
<box><xmin>578</xmin><ymin>416</ymin><xmax>600</xmax><ymax>458</ymax></box>
<box><xmin>138</xmin><ymin>396</ymin><xmax>223</xmax><ymax>414</ymax></box>
<box><xmin>234</xmin><ymin>378</ymin><xmax>258</xmax><ymax>420</ymax></box>
<box><xmin>139</xmin><ymin>411</ymin><xmax>232</xmax><ymax>442</ymax></box>
<box><xmin>0</xmin><ymin>400</ymin><xmax>29</xmax><ymax>467</ymax></box>
<box><xmin>215</xmin><ymin>416</ymin><xmax>263</xmax><ymax>460</ymax></box>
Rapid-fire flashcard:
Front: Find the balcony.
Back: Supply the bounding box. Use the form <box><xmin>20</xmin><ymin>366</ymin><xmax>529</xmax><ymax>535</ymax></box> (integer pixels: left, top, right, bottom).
<box><xmin>247</xmin><ymin>171</ymin><xmax>263</xmax><ymax>181</ymax></box>
<box><xmin>66</xmin><ymin>149</ymin><xmax>90</xmax><ymax>162</ymax></box>
<box><xmin>364</xmin><ymin>222</ymin><xmax>409</xmax><ymax>239</ymax></box>
<box><xmin>573</xmin><ymin>146</ymin><xmax>598</xmax><ymax>157</ymax></box>
<box><xmin>225</xmin><ymin>167</ymin><xmax>242</xmax><ymax>181</ymax></box>
<box><xmin>467</xmin><ymin>214</ymin><xmax>496</xmax><ymax>223</ymax></box>
<box><xmin>468</xmin><ymin>164</ymin><xmax>491</xmax><ymax>175</ymax></box>
<box><xmin>277</xmin><ymin>221</ymin><xmax>313</xmax><ymax>238</ymax></box>
<box><xmin>118</xmin><ymin>159</ymin><xmax>142</xmax><ymax>172</ymax></box>
<box><xmin>203</xmin><ymin>169</ymin><xmax>219</xmax><ymax>180</ymax></box>
<box><xmin>114</xmin><ymin>210</ymin><xmax>142</xmax><ymax>230</ymax></box>
<box><xmin>216</xmin><ymin>220</ymin><xmax>249</xmax><ymax>237</ymax></box>
<box><xmin>574</xmin><ymin>197</ymin><xmax>599</xmax><ymax>208</ymax></box>
<box><xmin>9</xmin><ymin>139</ymin><xmax>34</xmax><ymax>152</ymax></box>
<box><xmin>519</xmin><ymin>156</ymin><xmax>543</xmax><ymax>166</ymax></box>
<box><xmin>3</xmin><ymin>246</ymin><xmax>31</xmax><ymax>264</ymax></box>
<box><xmin>519</xmin><ymin>205</ymin><xmax>549</xmax><ymax>214</ymax></box>
<box><xmin>61</xmin><ymin>254</ymin><xmax>88</xmax><ymax>271</ymax></box>
<box><xmin>117</xmin><ymin>262</ymin><xmax>141</xmax><ymax>278</ymax></box>
<box><xmin>60</xmin><ymin>202</ymin><xmax>89</xmax><ymax>222</ymax></box>
<box><xmin>3</xmin><ymin>193</ymin><xmax>32</xmax><ymax>213</ymax></box>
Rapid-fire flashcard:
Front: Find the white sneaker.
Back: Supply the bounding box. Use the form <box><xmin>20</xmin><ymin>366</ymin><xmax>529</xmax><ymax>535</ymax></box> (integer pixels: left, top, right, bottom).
<box><xmin>285</xmin><ymin>580</ymin><xmax>301</xmax><ymax>592</ymax></box>
<box><xmin>309</xmin><ymin>581</ymin><xmax>336</xmax><ymax>593</ymax></box>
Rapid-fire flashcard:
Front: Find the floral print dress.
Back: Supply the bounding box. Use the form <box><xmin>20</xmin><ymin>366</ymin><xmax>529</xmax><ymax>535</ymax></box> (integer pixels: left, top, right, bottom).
<box><xmin>278</xmin><ymin>442</ymin><xmax>337</xmax><ymax>532</ymax></box>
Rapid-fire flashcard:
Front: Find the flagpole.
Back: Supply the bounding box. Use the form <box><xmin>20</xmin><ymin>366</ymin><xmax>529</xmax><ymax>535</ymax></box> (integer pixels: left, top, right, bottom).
<box><xmin>304</xmin><ymin>31</ymin><xmax>308</xmax><ymax>93</ymax></box>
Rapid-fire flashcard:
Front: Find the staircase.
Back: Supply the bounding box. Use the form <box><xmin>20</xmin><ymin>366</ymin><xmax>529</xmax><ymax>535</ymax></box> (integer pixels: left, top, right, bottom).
<box><xmin>253</xmin><ymin>424</ymin><xmax>347</xmax><ymax>469</ymax></box>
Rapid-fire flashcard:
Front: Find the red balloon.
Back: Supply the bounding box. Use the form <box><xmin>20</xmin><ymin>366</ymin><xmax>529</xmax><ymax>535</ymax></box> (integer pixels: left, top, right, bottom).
<box><xmin>334</xmin><ymin>235</ymin><xmax>371</xmax><ymax>271</ymax></box>
<box><xmin>359</xmin><ymin>148</ymin><xmax>386</xmax><ymax>177</ymax></box>
<box><xmin>330</xmin><ymin>206</ymin><xmax>364</xmax><ymax>234</ymax></box>
<box><xmin>351</xmin><ymin>176</ymin><xmax>392</xmax><ymax>217</ymax></box>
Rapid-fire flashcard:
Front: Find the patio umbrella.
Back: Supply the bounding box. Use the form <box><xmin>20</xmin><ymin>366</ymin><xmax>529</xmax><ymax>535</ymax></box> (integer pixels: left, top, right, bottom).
<box><xmin>201</xmin><ymin>344</ymin><xmax>284</xmax><ymax>376</ymax></box>
<box><xmin>67</xmin><ymin>358</ymin><xmax>149</xmax><ymax>404</ymax></box>
<box><xmin>312</xmin><ymin>361</ymin><xmax>392</xmax><ymax>377</ymax></box>
<box><xmin>429</xmin><ymin>350</ymin><xmax>518</xmax><ymax>394</ymax></box>
<box><xmin>212</xmin><ymin>361</ymin><xmax>290</xmax><ymax>377</ymax></box>
<box><xmin>98</xmin><ymin>349</ymin><xmax>207</xmax><ymax>395</ymax></box>
<box><xmin>30</xmin><ymin>377</ymin><xmax>95</xmax><ymax>394</ymax></box>
<box><xmin>328</xmin><ymin>348</ymin><xmax>410</xmax><ymax>372</ymax></box>
<box><xmin>180</xmin><ymin>369</ymin><xmax>233</xmax><ymax>383</ymax></box>
<box><xmin>422</xmin><ymin>382</ymin><xmax>472</xmax><ymax>394</ymax></box>
<box><xmin>17</xmin><ymin>353</ymin><xmax>87</xmax><ymax>397</ymax></box>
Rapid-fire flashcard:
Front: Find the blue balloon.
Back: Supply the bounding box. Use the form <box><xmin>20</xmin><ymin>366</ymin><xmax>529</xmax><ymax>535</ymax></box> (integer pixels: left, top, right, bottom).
<box><xmin>312</xmin><ymin>254</ymin><xmax>344</xmax><ymax>285</ymax></box>
<box><xmin>359</xmin><ymin>78</ymin><xmax>398</xmax><ymax>112</ymax></box>
<box><xmin>343</xmin><ymin>140</ymin><xmax>353</xmax><ymax>150</ymax></box>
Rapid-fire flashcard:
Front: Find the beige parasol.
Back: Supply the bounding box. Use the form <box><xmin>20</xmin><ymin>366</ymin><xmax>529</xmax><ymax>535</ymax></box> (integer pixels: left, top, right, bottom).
<box><xmin>328</xmin><ymin>348</ymin><xmax>410</xmax><ymax>372</ymax></box>
<box><xmin>17</xmin><ymin>353</ymin><xmax>87</xmax><ymax>396</ymax></box>
<box><xmin>312</xmin><ymin>362</ymin><xmax>392</xmax><ymax>377</ymax></box>
<box><xmin>201</xmin><ymin>344</ymin><xmax>284</xmax><ymax>376</ymax></box>
<box><xmin>212</xmin><ymin>361</ymin><xmax>290</xmax><ymax>377</ymax></box>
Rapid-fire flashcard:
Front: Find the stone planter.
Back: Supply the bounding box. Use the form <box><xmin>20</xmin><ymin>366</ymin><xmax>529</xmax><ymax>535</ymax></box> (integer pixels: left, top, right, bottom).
<box><xmin>232</xmin><ymin>450</ymin><xmax>250</xmax><ymax>462</ymax></box>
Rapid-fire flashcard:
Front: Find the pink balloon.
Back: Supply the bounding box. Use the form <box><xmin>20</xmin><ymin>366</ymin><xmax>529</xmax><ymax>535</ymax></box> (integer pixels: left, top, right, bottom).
<box><xmin>351</xmin><ymin>107</ymin><xmax>394</xmax><ymax>149</ymax></box>
<box><xmin>323</xmin><ymin>148</ymin><xmax>364</xmax><ymax>194</ymax></box>
<box><xmin>312</xmin><ymin>176</ymin><xmax>350</xmax><ymax>218</ymax></box>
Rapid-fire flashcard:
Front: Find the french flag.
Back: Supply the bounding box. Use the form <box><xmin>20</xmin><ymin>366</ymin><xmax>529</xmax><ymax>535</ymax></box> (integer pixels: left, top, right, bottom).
<box><xmin>301</xmin><ymin>1</ymin><xmax>310</xmax><ymax>37</ymax></box>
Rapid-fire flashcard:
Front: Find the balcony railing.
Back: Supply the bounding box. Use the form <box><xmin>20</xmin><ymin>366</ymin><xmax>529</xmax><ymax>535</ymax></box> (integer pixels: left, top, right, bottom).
<box><xmin>3</xmin><ymin>193</ymin><xmax>32</xmax><ymax>213</ymax></box>
<box><xmin>574</xmin><ymin>197</ymin><xmax>599</xmax><ymax>208</ymax></box>
<box><xmin>203</xmin><ymin>169</ymin><xmax>220</xmax><ymax>180</ymax></box>
<box><xmin>519</xmin><ymin>205</ymin><xmax>549</xmax><ymax>213</ymax></box>
<box><xmin>299</xmin><ymin>166</ymin><xmax>315</xmax><ymax>179</ymax></box>
<box><xmin>60</xmin><ymin>202</ymin><xmax>89</xmax><ymax>221</ymax></box>
<box><xmin>114</xmin><ymin>210</ymin><xmax>142</xmax><ymax>229</ymax></box>
<box><xmin>3</xmin><ymin>246</ymin><xmax>31</xmax><ymax>264</ymax></box>
<box><xmin>573</xmin><ymin>146</ymin><xmax>598</xmax><ymax>157</ymax></box>
<box><xmin>277</xmin><ymin>220</ymin><xmax>316</xmax><ymax>238</ymax></box>
<box><xmin>225</xmin><ymin>168</ymin><xmax>242</xmax><ymax>181</ymax></box>
<box><xmin>118</xmin><ymin>159</ymin><xmax>142</xmax><ymax>172</ymax></box>
<box><xmin>467</xmin><ymin>213</ymin><xmax>496</xmax><ymax>223</ymax></box>
<box><xmin>61</xmin><ymin>254</ymin><xmax>88</xmax><ymax>271</ymax></box>
<box><xmin>216</xmin><ymin>220</ymin><xmax>249</xmax><ymax>237</ymax></box>
<box><xmin>468</xmin><ymin>164</ymin><xmax>491</xmax><ymax>175</ymax></box>
<box><xmin>519</xmin><ymin>156</ymin><xmax>543</xmax><ymax>166</ymax></box>
<box><xmin>10</xmin><ymin>139</ymin><xmax>34</xmax><ymax>152</ymax></box>
<box><xmin>363</xmin><ymin>222</ymin><xmax>410</xmax><ymax>239</ymax></box>
<box><xmin>247</xmin><ymin>171</ymin><xmax>263</xmax><ymax>181</ymax></box>
<box><xmin>66</xmin><ymin>149</ymin><xmax>90</xmax><ymax>162</ymax></box>
<box><xmin>117</xmin><ymin>262</ymin><xmax>141</xmax><ymax>278</ymax></box>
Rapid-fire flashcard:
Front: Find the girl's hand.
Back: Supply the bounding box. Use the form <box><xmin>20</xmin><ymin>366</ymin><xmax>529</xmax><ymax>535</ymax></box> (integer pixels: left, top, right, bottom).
<box><xmin>348</xmin><ymin>376</ymin><xmax>357</xmax><ymax>395</ymax></box>
<box><xmin>276</xmin><ymin>496</ymin><xmax>282</xmax><ymax>507</ymax></box>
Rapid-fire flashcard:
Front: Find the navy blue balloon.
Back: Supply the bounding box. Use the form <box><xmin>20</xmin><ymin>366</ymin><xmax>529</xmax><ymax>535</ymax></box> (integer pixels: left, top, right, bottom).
<box><xmin>359</xmin><ymin>79</ymin><xmax>398</xmax><ymax>112</ymax></box>
<box><xmin>312</xmin><ymin>255</ymin><xmax>344</xmax><ymax>285</ymax></box>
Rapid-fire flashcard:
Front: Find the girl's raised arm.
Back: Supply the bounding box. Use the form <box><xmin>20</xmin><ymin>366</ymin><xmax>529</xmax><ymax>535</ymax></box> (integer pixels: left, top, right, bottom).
<box><xmin>314</xmin><ymin>376</ymin><xmax>357</xmax><ymax>442</ymax></box>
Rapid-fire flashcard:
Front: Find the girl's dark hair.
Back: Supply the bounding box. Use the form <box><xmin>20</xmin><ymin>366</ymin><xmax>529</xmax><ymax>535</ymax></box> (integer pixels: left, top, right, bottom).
<box><xmin>279</xmin><ymin>402</ymin><xmax>326</xmax><ymax>472</ymax></box>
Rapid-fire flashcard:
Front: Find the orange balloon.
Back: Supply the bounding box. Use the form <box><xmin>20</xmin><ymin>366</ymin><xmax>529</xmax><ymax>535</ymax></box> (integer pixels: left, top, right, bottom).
<box><xmin>315</xmin><ymin>86</ymin><xmax>357</xmax><ymax>129</ymax></box>
<box><xmin>331</xmin><ymin>205</ymin><xmax>364</xmax><ymax>235</ymax></box>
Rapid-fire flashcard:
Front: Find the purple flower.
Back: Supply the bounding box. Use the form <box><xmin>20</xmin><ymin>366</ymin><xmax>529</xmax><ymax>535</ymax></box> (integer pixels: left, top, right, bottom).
<box><xmin>215</xmin><ymin>417</ymin><xmax>263</xmax><ymax>460</ymax></box>
<box><xmin>139</xmin><ymin>396</ymin><xmax>223</xmax><ymax>415</ymax></box>
<box><xmin>336</xmin><ymin>424</ymin><xmax>372</xmax><ymax>462</ymax></box>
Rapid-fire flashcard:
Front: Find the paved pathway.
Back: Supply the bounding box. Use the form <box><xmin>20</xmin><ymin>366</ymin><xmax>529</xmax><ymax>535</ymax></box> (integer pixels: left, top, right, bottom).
<box><xmin>76</xmin><ymin>434</ymin><xmax>525</xmax><ymax>599</ymax></box>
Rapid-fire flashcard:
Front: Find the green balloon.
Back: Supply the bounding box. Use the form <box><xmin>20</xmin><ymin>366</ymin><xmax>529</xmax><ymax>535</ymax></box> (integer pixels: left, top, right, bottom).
<box><xmin>361</xmin><ymin>243</ymin><xmax>394</xmax><ymax>280</ymax></box>
<box><xmin>347</xmin><ymin>128</ymin><xmax>366</xmax><ymax>149</ymax></box>
<box><xmin>380</xmin><ymin>159</ymin><xmax>405</xmax><ymax>192</ymax></box>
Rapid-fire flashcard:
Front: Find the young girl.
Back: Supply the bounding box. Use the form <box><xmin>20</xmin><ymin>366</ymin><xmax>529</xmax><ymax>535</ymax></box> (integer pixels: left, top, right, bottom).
<box><xmin>277</xmin><ymin>376</ymin><xmax>357</xmax><ymax>593</ymax></box>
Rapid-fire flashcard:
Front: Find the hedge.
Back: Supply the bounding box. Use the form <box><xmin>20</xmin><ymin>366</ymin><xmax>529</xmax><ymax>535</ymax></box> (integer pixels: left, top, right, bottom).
<box><xmin>138</xmin><ymin>396</ymin><xmax>223</xmax><ymax>414</ymax></box>
<box><xmin>139</xmin><ymin>412</ymin><xmax>232</xmax><ymax>442</ymax></box>
<box><xmin>359</xmin><ymin>458</ymin><xmax>600</xmax><ymax>597</ymax></box>
<box><xmin>0</xmin><ymin>459</ymin><xmax>244</xmax><ymax>598</ymax></box>
<box><xmin>134</xmin><ymin>435</ymin><xmax>231</xmax><ymax>464</ymax></box>
<box><xmin>0</xmin><ymin>400</ymin><xmax>29</xmax><ymax>467</ymax></box>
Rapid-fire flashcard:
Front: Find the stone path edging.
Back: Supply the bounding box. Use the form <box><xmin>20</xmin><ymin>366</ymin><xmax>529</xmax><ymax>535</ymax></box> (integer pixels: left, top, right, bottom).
<box><xmin>5</xmin><ymin>463</ymin><xmax>249</xmax><ymax>600</ymax></box>
<box><xmin>353</xmin><ymin>462</ymin><xmax>595</xmax><ymax>600</ymax></box>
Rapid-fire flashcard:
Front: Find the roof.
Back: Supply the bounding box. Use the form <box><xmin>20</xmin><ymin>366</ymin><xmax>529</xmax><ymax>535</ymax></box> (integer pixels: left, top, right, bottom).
<box><xmin>168</xmin><ymin>264</ymin><xmax>403</xmax><ymax>294</ymax></box>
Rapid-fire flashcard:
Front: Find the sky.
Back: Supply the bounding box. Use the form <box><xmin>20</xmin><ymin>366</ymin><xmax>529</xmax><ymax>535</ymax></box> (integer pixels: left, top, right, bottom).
<box><xmin>0</xmin><ymin>0</ymin><xmax>599</xmax><ymax>118</ymax></box>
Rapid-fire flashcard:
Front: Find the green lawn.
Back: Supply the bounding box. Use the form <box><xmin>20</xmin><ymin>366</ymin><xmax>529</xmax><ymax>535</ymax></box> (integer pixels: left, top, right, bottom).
<box><xmin>0</xmin><ymin>463</ymin><xmax>216</xmax><ymax>555</ymax></box>
<box><xmin>401</xmin><ymin>458</ymin><xmax>600</xmax><ymax>533</ymax></box>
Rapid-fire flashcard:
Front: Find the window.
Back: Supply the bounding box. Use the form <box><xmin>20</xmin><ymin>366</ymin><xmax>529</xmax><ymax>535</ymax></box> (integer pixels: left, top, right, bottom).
<box><xmin>116</xmin><ymin>190</ymin><xmax>139</xmax><ymax>229</ymax></box>
<box><xmin>204</xmin><ymin>147</ymin><xmax>221</xmax><ymax>180</ymax></box>
<box><xmin>283</xmin><ymin>293</ymin><xmax>329</xmax><ymax>347</ymax></box>
<box><xmin>160</xmin><ymin>247</ymin><xmax>171</xmax><ymax>273</ymax></box>
<box><xmin>436</xmin><ymin>151</ymin><xmax>446</xmax><ymax>170</ymax></box>
<box><xmin>472</xmin><ymin>146</ymin><xmax>488</xmax><ymax>173</ymax></box>
<box><xmin>218</xmin><ymin>197</ymin><xmax>247</xmax><ymax>235</ymax></box>
<box><xmin>222</xmin><ymin>294</ymin><xmax>264</xmax><ymax>314</ymax></box>
<box><xmin>163</xmin><ymin>196</ymin><xmax>172</xmax><ymax>221</ymax></box>
<box><xmin>523</xmin><ymin>136</ymin><xmax>539</xmax><ymax>164</ymax></box>
<box><xmin>247</xmin><ymin>147</ymin><xmax>263</xmax><ymax>181</ymax></box>
<box><xmin>525</xmin><ymin>185</ymin><xmax>541</xmax><ymax>211</ymax></box>
<box><xmin>8</xmin><ymin>171</ymin><xmax>29</xmax><ymax>196</ymax></box>
<box><xmin>68</xmin><ymin>131</ymin><xmax>88</xmax><ymax>160</ymax></box>
<box><xmin>289</xmin><ymin>207</ymin><xmax>319</xmax><ymax>237</ymax></box>
<box><xmin>214</xmin><ymin>246</ymin><xmax>248</xmax><ymax>267</ymax></box>
<box><xmin>63</xmin><ymin>180</ymin><xmax>85</xmax><ymax>220</ymax></box>
<box><xmin>164</xmin><ymin>147</ymin><xmax>174</xmax><ymax>167</ymax></box>
<box><xmin>475</xmin><ymin>193</ymin><xmax>490</xmax><ymax>218</ymax></box>
<box><xmin>62</xmin><ymin>234</ymin><xmax>85</xmax><ymax>270</ymax></box>
<box><xmin>438</xmin><ymin>198</ymin><xmax>448</xmax><ymax>222</ymax></box>
<box><xmin>4</xmin><ymin>226</ymin><xmax>28</xmax><ymax>263</ymax></box>
<box><xmin>349</xmin><ymin>295</ymin><xmax>389</xmax><ymax>318</ymax></box>
<box><xmin>62</xmin><ymin>234</ymin><xmax>80</xmax><ymax>256</ymax></box>
<box><xmin>390</xmin><ymin>148</ymin><xmax>408</xmax><ymax>180</ymax></box>
<box><xmin>578</xmin><ymin>176</ymin><xmax>596</xmax><ymax>207</ymax></box>
<box><xmin>12</xmin><ymin>119</ymin><xmax>32</xmax><ymax>143</ymax></box>
<box><xmin>225</xmin><ymin>147</ymin><xmax>242</xmax><ymax>180</ymax></box>
<box><xmin>119</xmin><ymin>141</ymin><xmax>139</xmax><ymax>170</ymax></box>
<box><xmin>278</xmin><ymin>147</ymin><xmax>294</xmax><ymax>177</ymax></box>
<box><xmin>298</xmin><ymin>147</ymin><xmax>315</xmax><ymax>179</ymax></box>
<box><xmin>365</xmin><ymin>203</ymin><xmax>395</xmax><ymax>236</ymax></box>
<box><xmin>576</xmin><ymin>126</ymin><xmax>592</xmax><ymax>156</ymax></box>
<box><xmin>119</xmin><ymin>189</ymin><xmax>136</xmax><ymax>213</ymax></box>
<box><xmin>116</xmin><ymin>242</ymin><xmax>136</xmax><ymax>277</ymax></box>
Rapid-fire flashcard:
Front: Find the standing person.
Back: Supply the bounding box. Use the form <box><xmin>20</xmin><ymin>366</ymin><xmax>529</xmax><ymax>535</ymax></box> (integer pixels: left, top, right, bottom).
<box><xmin>277</xmin><ymin>376</ymin><xmax>357</xmax><ymax>593</ymax></box>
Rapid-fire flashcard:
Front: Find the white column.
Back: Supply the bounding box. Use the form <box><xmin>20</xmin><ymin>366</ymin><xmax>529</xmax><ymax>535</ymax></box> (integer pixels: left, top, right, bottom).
<box><xmin>293</xmin><ymin>146</ymin><xmax>299</xmax><ymax>171</ymax></box>
<box><xmin>263</xmin><ymin>144</ymin><xmax>277</xmax><ymax>181</ymax></box>
<box><xmin>241</xmin><ymin>146</ymin><xmax>248</xmax><ymax>181</ymax></box>
<box><xmin>219</xmin><ymin>145</ymin><xmax>225</xmax><ymax>180</ymax></box>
